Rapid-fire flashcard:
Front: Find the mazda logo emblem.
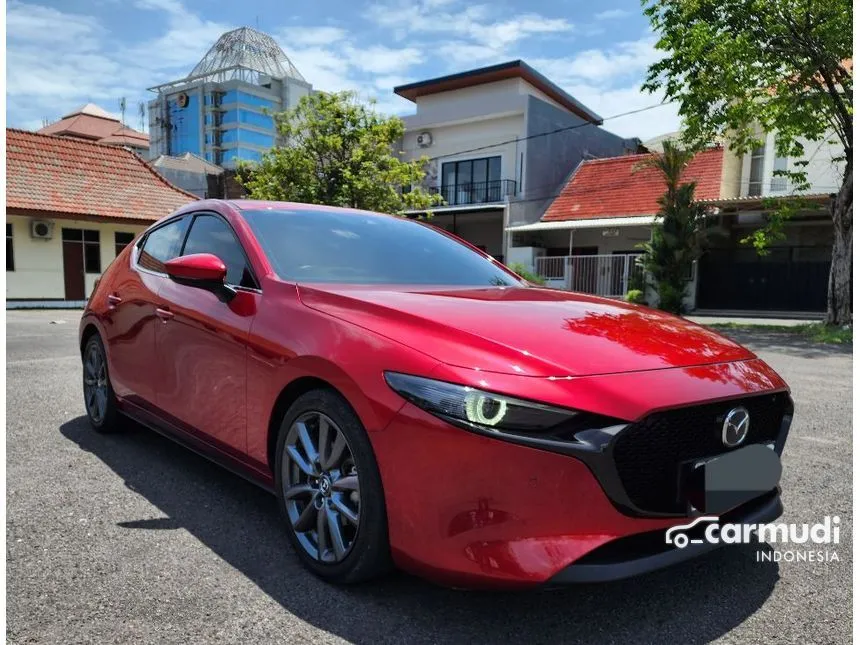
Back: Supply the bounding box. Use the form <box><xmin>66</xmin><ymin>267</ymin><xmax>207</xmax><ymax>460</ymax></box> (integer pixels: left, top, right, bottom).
<box><xmin>722</xmin><ymin>406</ymin><xmax>751</xmax><ymax>447</ymax></box>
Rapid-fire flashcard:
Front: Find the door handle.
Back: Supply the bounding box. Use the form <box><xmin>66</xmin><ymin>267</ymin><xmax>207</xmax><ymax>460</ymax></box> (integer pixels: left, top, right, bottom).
<box><xmin>155</xmin><ymin>307</ymin><xmax>174</xmax><ymax>322</ymax></box>
<box><xmin>107</xmin><ymin>294</ymin><xmax>122</xmax><ymax>306</ymax></box>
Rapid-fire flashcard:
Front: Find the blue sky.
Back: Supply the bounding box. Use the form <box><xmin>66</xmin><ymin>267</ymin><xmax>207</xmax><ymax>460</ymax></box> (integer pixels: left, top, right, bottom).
<box><xmin>6</xmin><ymin>0</ymin><xmax>680</xmax><ymax>140</ymax></box>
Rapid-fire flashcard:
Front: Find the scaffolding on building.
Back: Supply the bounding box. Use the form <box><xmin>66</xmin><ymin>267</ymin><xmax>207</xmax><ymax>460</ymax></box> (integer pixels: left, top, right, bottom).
<box><xmin>147</xmin><ymin>26</ymin><xmax>308</xmax><ymax>164</ymax></box>
<box><xmin>148</xmin><ymin>26</ymin><xmax>306</xmax><ymax>94</ymax></box>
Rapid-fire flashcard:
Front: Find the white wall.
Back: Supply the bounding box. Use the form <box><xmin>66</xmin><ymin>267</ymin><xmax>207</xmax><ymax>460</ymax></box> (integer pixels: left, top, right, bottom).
<box><xmin>401</xmin><ymin>114</ymin><xmax>525</xmax><ymax>190</ymax></box>
<box><xmin>740</xmin><ymin>129</ymin><xmax>845</xmax><ymax>197</ymax></box>
<box><xmin>511</xmin><ymin>225</ymin><xmax>652</xmax><ymax>256</ymax></box>
<box><xmin>404</xmin><ymin>79</ymin><xmax>525</xmax><ymax>127</ymax></box>
<box><xmin>6</xmin><ymin>214</ymin><xmax>149</xmax><ymax>300</ymax></box>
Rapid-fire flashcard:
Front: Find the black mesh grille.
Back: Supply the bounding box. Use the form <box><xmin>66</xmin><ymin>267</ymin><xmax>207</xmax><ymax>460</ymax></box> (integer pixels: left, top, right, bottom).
<box><xmin>612</xmin><ymin>392</ymin><xmax>790</xmax><ymax>514</ymax></box>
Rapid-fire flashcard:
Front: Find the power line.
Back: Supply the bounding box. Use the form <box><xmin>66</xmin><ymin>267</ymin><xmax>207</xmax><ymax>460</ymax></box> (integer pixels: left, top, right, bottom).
<box><xmin>420</xmin><ymin>102</ymin><xmax>668</xmax><ymax>163</ymax></box>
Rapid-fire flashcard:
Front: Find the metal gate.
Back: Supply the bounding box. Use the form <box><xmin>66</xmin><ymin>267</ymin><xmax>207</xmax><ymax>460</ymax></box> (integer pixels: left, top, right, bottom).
<box><xmin>697</xmin><ymin>247</ymin><xmax>831</xmax><ymax>312</ymax></box>
<box><xmin>535</xmin><ymin>253</ymin><xmax>644</xmax><ymax>298</ymax></box>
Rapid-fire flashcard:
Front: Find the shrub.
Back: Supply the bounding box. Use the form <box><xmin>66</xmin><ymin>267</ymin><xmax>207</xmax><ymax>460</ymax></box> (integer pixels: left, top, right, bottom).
<box><xmin>508</xmin><ymin>262</ymin><xmax>546</xmax><ymax>286</ymax></box>
<box><xmin>625</xmin><ymin>289</ymin><xmax>646</xmax><ymax>304</ymax></box>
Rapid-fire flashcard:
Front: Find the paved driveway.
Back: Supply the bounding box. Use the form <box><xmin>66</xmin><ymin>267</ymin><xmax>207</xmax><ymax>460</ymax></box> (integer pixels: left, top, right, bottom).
<box><xmin>6</xmin><ymin>310</ymin><xmax>852</xmax><ymax>644</ymax></box>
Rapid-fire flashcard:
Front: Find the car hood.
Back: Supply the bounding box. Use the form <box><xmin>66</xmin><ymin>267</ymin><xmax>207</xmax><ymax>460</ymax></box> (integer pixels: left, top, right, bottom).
<box><xmin>297</xmin><ymin>284</ymin><xmax>755</xmax><ymax>377</ymax></box>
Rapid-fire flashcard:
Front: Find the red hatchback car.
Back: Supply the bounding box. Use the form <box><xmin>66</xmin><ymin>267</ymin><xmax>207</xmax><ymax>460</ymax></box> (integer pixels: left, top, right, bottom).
<box><xmin>79</xmin><ymin>200</ymin><xmax>792</xmax><ymax>588</ymax></box>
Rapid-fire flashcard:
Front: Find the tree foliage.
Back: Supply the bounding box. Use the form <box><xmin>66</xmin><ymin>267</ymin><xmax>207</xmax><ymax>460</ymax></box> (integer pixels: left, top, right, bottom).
<box><xmin>642</xmin><ymin>0</ymin><xmax>853</xmax><ymax>324</ymax></box>
<box><xmin>643</xmin><ymin>0</ymin><xmax>852</xmax><ymax>161</ymax></box>
<box><xmin>636</xmin><ymin>141</ymin><xmax>712</xmax><ymax>314</ymax></box>
<box><xmin>507</xmin><ymin>262</ymin><xmax>546</xmax><ymax>286</ymax></box>
<box><xmin>237</xmin><ymin>91</ymin><xmax>441</xmax><ymax>214</ymax></box>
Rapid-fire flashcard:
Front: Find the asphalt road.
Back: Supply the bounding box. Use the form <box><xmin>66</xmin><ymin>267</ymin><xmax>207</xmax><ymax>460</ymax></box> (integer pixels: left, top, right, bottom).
<box><xmin>6</xmin><ymin>310</ymin><xmax>853</xmax><ymax>644</ymax></box>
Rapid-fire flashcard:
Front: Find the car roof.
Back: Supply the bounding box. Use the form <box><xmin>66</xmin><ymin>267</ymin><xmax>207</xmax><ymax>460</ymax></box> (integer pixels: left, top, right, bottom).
<box><xmin>227</xmin><ymin>200</ymin><xmax>394</xmax><ymax>219</ymax></box>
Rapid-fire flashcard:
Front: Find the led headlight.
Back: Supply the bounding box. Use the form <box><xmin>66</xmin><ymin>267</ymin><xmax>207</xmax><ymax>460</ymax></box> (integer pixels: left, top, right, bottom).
<box><xmin>384</xmin><ymin>372</ymin><xmax>578</xmax><ymax>434</ymax></box>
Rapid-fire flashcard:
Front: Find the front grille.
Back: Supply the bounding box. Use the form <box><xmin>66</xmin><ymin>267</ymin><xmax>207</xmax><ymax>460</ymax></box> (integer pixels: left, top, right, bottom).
<box><xmin>612</xmin><ymin>392</ymin><xmax>791</xmax><ymax>514</ymax></box>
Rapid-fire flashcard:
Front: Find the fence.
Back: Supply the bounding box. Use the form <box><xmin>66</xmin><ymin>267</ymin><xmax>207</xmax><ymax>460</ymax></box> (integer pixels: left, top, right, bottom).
<box><xmin>534</xmin><ymin>253</ymin><xmax>645</xmax><ymax>298</ymax></box>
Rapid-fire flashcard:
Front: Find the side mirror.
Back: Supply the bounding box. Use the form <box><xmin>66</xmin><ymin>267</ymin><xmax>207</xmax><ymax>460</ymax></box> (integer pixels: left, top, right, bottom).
<box><xmin>164</xmin><ymin>253</ymin><xmax>236</xmax><ymax>302</ymax></box>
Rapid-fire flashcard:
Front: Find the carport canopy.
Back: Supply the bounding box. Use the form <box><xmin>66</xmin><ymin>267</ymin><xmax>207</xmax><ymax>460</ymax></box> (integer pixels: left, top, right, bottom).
<box><xmin>505</xmin><ymin>215</ymin><xmax>660</xmax><ymax>232</ymax></box>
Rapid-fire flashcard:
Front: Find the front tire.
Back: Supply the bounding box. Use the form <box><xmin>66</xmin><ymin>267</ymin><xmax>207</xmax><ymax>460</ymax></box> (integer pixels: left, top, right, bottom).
<box><xmin>274</xmin><ymin>389</ymin><xmax>391</xmax><ymax>584</ymax></box>
<box><xmin>82</xmin><ymin>334</ymin><xmax>120</xmax><ymax>433</ymax></box>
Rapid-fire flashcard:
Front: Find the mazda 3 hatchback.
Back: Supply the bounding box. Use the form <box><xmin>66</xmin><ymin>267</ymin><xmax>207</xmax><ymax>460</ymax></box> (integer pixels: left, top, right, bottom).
<box><xmin>79</xmin><ymin>200</ymin><xmax>793</xmax><ymax>588</ymax></box>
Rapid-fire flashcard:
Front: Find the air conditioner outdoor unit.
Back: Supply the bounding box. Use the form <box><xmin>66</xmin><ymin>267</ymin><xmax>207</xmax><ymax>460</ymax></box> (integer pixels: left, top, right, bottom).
<box><xmin>416</xmin><ymin>131</ymin><xmax>433</xmax><ymax>148</ymax></box>
<box><xmin>30</xmin><ymin>219</ymin><xmax>54</xmax><ymax>240</ymax></box>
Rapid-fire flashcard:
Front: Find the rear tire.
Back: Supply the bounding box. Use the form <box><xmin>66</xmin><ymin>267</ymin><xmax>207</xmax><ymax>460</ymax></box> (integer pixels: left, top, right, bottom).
<box><xmin>82</xmin><ymin>334</ymin><xmax>121</xmax><ymax>433</ymax></box>
<box><xmin>274</xmin><ymin>389</ymin><xmax>391</xmax><ymax>584</ymax></box>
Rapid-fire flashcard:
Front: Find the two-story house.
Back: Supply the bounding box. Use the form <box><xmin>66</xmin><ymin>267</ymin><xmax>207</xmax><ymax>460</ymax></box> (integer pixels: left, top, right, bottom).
<box><xmin>394</xmin><ymin>60</ymin><xmax>640</xmax><ymax>263</ymax></box>
<box><xmin>695</xmin><ymin>130</ymin><xmax>842</xmax><ymax>313</ymax></box>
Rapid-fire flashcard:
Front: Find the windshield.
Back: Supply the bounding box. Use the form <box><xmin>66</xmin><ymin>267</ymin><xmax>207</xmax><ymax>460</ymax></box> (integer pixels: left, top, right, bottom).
<box><xmin>241</xmin><ymin>208</ymin><xmax>523</xmax><ymax>287</ymax></box>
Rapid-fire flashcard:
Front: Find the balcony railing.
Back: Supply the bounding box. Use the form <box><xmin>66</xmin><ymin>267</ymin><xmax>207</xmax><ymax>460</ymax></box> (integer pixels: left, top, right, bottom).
<box><xmin>430</xmin><ymin>179</ymin><xmax>517</xmax><ymax>206</ymax></box>
<box><xmin>535</xmin><ymin>253</ymin><xmax>645</xmax><ymax>298</ymax></box>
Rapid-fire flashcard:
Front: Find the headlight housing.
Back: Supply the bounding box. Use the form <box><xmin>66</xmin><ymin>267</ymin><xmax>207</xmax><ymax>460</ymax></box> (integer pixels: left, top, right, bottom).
<box><xmin>384</xmin><ymin>372</ymin><xmax>579</xmax><ymax>434</ymax></box>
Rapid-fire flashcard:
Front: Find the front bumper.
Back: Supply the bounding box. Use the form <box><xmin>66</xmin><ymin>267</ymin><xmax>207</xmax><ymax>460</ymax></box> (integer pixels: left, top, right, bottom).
<box><xmin>370</xmin><ymin>359</ymin><xmax>792</xmax><ymax>589</ymax></box>
<box><xmin>548</xmin><ymin>489</ymin><xmax>783</xmax><ymax>584</ymax></box>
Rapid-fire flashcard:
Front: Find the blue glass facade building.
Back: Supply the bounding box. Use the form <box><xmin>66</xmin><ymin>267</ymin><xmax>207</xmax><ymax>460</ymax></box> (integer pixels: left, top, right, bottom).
<box><xmin>148</xmin><ymin>27</ymin><xmax>312</xmax><ymax>169</ymax></box>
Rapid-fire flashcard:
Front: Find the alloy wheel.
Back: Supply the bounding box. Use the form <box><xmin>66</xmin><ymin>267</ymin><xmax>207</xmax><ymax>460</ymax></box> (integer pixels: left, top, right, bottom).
<box><xmin>83</xmin><ymin>342</ymin><xmax>108</xmax><ymax>424</ymax></box>
<box><xmin>282</xmin><ymin>411</ymin><xmax>361</xmax><ymax>563</ymax></box>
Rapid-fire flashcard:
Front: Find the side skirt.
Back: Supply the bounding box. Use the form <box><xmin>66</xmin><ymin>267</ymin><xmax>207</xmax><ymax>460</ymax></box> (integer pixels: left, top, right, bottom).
<box><xmin>119</xmin><ymin>399</ymin><xmax>276</xmax><ymax>496</ymax></box>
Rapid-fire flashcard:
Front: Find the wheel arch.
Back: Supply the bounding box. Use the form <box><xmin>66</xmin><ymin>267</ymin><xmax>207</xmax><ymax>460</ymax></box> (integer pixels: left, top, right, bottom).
<box><xmin>266</xmin><ymin>375</ymin><xmax>357</xmax><ymax>476</ymax></box>
<box><xmin>79</xmin><ymin>322</ymin><xmax>100</xmax><ymax>353</ymax></box>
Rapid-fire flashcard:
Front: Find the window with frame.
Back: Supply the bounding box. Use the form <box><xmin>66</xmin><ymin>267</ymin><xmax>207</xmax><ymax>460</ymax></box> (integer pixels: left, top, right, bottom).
<box><xmin>115</xmin><ymin>232</ymin><xmax>135</xmax><ymax>257</ymax></box>
<box><xmin>747</xmin><ymin>145</ymin><xmax>766</xmax><ymax>196</ymax></box>
<box><xmin>771</xmin><ymin>156</ymin><xmax>789</xmax><ymax>192</ymax></box>
<box><xmin>440</xmin><ymin>156</ymin><xmax>502</xmax><ymax>205</ymax></box>
<box><xmin>62</xmin><ymin>228</ymin><xmax>101</xmax><ymax>273</ymax></box>
<box><xmin>138</xmin><ymin>217</ymin><xmax>187</xmax><ymax>273</ymax></box>
<box><xmin>181</xmin><ymin>214</ymin><xmax>257</xmax><ymax>288</ymax></box>
<box><xmin>6</xmin><ymin>223</ymin><xmax>14</xmax><ymax>271</ymax></box>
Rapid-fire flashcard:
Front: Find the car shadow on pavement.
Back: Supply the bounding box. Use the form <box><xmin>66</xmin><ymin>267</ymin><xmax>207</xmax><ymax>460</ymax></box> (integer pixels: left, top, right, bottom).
<box><xmin>61</xmin><ymin>415</ymin><xmax>780</xmax><ymax>645</ymax></box>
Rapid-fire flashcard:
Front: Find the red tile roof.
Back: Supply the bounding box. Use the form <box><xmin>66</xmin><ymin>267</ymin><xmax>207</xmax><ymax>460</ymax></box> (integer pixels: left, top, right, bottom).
<box><xmin>542</xmin><ymin>147</ymin><xmax>724</xmax><ymax>222</ymax></box>
<box><xmin>38</xmin><ymin>103</ymin><xmax>150</xmax><ymax>149</ymax></box>
<box><xmin>7</xmin><ymin>129</ymin><xmax>197</xmax><ymax>222</ymax></box>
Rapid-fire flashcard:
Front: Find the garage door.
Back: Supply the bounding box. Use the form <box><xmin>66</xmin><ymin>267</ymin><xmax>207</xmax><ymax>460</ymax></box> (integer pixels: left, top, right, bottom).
<box><xmin>697</xmin><ymin>246</ymin><xmax>831</xmax><ymax>312</ymax></box>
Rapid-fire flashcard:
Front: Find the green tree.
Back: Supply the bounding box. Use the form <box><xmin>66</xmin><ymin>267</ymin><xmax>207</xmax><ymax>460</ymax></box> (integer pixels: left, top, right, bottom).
<box><xmin>237</xmin><ymin>91</ymin><xmax>441</xmax><ymax>214</ymax></box>
<box><xmin>642</xmin><ymin>0</ymin><xmax>852</xmax><ymax>324</ymax></box>
<box><xmin>636</xmin><ymin>141</ymin><xmax>712</xmax><ymax>314</ymax></box>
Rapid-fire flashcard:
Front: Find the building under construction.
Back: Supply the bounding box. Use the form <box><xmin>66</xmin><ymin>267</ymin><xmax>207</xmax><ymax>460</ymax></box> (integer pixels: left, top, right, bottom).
<box><xmin>147</xmin><ymin>26</ymin><xmax>312</xmax><ymax>168</ymax></box>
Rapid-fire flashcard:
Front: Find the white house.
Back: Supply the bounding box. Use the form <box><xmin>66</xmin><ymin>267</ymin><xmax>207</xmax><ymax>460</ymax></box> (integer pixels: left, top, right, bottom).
<box><xmin>6</xmin><ymin>129</ymin><xmax>197</xmax><ymax>306</ymax></box>
<box><xmin>394</xmin><ymin>60</ymin><xmax>640</xmax><ymax>263</ymax></box>
<box><xmin>693</xmin><ymin>128</ymin><xmax>841</xmax><ymax>313</ymax></box>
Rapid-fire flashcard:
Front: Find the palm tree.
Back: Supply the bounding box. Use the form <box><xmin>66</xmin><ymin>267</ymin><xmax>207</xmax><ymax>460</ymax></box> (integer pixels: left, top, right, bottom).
<box><xmin>635</xmin><ymin>141</ymin><xmax>712</xmax><ymax>314</ymax></box>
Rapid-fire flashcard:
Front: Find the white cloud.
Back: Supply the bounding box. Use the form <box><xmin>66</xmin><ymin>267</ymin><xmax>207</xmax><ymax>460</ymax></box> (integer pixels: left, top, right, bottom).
<box><xmin>122</xmin><ymin>2</ymin><xmax>233</xmax><ymax>72</ymax></box>
<box><xmin>343</xmin><ymin>45</ymin><xmax>424</xmax><ymax>74</ymax></box>
<box><xmin>531</xmin><ymin>36</ymin><xmax>662</xmax><ymax>86</ymax></box>
<box><xmin>563</xmin><ymin>83</ymin><xmax>679</xmax><ymax>140</ymax></box>
<box><xmin>6</xmin><ymin>0</ymin><xmax>236</xmax><ymax>127</ymax></box>
<box><xmin>437</xmin><ymin>41</ymin><xmax>505</xmax><ymax>66</ymax></box>
<box><xmin>594</xmin><ymin>9</ymin><xmax>631</xmax><ymax>21</ymax></box>
<box><xmin>6</xmin><ymin>0</ymin><xmax>678</xmax><ymax>143</ymax></box>
<box><xmin>366</xmin><ymin>1</ymin><xmax>572</xmax><ymax>53</ymax></box>
<box><xmin>7</xmin><ymin>1</ymin><xmax>104</xmax><ymax>49</ymax></box>
<box><xmin>372</xmin><ymin>75</ymin><xmax>413</xmax><ymax>91</ymax></box>
<box><xmin>288</xmin><ymin>26</ymin><xmax>348</xmax><ymax>47</ymax></box>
